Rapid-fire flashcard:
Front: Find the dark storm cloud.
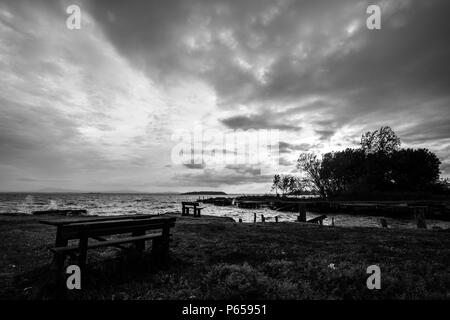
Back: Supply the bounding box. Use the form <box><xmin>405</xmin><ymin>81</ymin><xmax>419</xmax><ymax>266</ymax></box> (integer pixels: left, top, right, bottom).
<box><xmin>398</xmin><ymin>117</ymin><xmax>450</xmax><ymax>144</ymax></box>
<box><xmin>183</xmin><ymin>163</ymin><xmax>206</xmax><ymax>169</ymax></box>
<box><xmin>315</xmin><ymin>129</ymin><xmax>336</xmax><ymax>141</ymax></box>
<box><xmin>2</xmin><ymin>0</ymin><xmax>450</xmax><ymax>193</ymax></box>
<box><xmin>84</xmin><ymin>0</ymin><xmax>450</xmax><ymax>141</ymax></box>
<box><xmin>220</xmin><ymin>113</ymin><xmax>301</xmax><ymax>131</ymax></box>
<box><xmin>175</xmin><ymin>164</ymin><xmax>268</xmax><ymax>186</ymax></box>
<box><xmin>279</xmin><ymin>142</ymin><xmax>314</xmax><ymax>154</ymax></box>
<box><xmin>173</xmin><ymin>167</ymin><xmax>272</xmax><ymax>187</ymax></box>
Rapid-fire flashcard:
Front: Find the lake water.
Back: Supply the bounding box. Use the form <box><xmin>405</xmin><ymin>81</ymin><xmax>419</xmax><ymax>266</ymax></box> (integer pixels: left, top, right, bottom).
<box><xmin>1</xmin><ymin>193</ymin><xmax>449</xmax><ymax>230</ymax></box>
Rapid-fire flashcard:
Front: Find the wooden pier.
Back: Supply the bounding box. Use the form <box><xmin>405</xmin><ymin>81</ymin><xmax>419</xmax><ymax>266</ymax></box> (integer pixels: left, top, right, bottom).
<box><xmin>199</xmin><ymin>196</ymin><xmax>450</xmax><ymax>224</ymax></box>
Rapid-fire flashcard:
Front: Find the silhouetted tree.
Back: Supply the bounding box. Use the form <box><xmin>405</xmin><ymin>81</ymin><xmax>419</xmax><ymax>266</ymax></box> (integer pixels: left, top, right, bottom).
<box><xmin>321</xmin><ymin>148</ymin><xmax>366</xmax><ymax>196</ymax></box>
<box><xmin>279</xmin><ymin>175</ymin><xmax>291</xmax><ymax>196</ymax></box>
<box><xmin>361</xmin><ymin>126</ymin><xmax>401</xmax><ymax>154</ymax></box>
<box><xmin>390</xmin><ymin>148</ymin><xmax>441</xmax><ymax>191</ymax></box>
<box><xmin>297</xmin><ymin>153</ymin><xmax>326</xmax><ymax>198</ymax></box>
<box><xmin>271</xmin><ymin>174</ymin><xmax>281</xmax><ymax>196</ymax></box>
<box><xmin>294</xmin><ymin>127</ymin><xmax>444</xmax><ymax>199</ymax></box>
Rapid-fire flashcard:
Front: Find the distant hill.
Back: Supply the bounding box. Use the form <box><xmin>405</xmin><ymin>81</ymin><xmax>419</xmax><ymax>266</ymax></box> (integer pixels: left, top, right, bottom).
<box><xmin>181</xmin><ymin>191</ymin><xmax>227</xmax><ymax>195</ymax></box>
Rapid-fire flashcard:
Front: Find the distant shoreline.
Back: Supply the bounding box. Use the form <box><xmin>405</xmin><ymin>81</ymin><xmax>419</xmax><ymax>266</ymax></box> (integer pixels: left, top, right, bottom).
<box><xmin>180</xmin><ymin>191</ymin><xmax>227</xmax><ymax>195</ymax></box>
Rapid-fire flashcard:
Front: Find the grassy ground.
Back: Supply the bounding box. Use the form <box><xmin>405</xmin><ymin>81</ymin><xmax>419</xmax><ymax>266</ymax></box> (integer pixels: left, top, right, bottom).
<box><xmin>0</xmin><ymin>214</ymin><xmax>449</xmax><ymax>300</ymax></box>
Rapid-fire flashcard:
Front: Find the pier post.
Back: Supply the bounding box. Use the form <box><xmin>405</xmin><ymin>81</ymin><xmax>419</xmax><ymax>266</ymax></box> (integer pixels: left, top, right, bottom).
<box><xmin>261</xmin><ymin>214</ymin><xmax>265</xmax><ymax>223</ymax></box>
<box><xmin>331</xmin><ymin>217</ymin><xmax>335</xmax><ymax>227</ymax></box>
<box><xmin>413</xmin><ymin>206</ymin><xmax>428</xmax><ymax>229</ymax></box>
<box><xmin>297</xmin><ymin>205</ymin><xmax>306</xmax><ymax>222</ymax></box>
<box><xmin>253</xmin><ymin>212</ymin><xmax>256</xmax><ymax>223</ymax></box>
<box><xmin>275</xmin><ymin>216</ymin><xmax>279</xmax><ymax>223</ymax></box>
<box><xmin>239</xmin><ymin>218</ymin><xmax>242</xmax><ymax>223</ymax></box>
<box><xmin>380</xmin><ymin>218</ymin><xmax>388</xmax><ymax>228</ymax></box>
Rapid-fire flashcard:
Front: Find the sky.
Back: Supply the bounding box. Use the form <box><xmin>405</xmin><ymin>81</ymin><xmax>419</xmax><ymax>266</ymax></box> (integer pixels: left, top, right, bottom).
<box><xmin>0</xmin><ymin>0</ymin><xmax>449</xmax><ymax>193</ymax></box>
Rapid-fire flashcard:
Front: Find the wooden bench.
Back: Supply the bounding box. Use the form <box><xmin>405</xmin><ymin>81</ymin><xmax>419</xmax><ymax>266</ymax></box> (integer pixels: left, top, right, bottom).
<box><xmin>39</xmin><ymin>215</ymin><xmax>176</xmax><ymax>277</ymax></box>
<box><xmin>181</xmin><ymin>202</ymin><xmax>203</xmax><ymax>217</ymax></box>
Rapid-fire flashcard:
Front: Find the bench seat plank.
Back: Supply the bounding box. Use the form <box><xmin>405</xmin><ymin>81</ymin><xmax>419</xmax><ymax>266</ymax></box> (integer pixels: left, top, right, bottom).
<box><xmin>39</xmin><ymin>214</ymin><xmax>161</xmax><ymax>226</ymax></box>
<box><xmin>50</xmin><ymin>233</ymin><xmax>164</xmax><ymax>254</ymax></box>
<box><xmin>60</xmin><ymin>218</ymin><xmax>175</xmax><ymax>241</ymax></box>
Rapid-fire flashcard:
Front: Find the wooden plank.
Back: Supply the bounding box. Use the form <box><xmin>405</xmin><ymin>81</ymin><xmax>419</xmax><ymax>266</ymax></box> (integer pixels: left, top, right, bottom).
<box><xmin>51</xmin><ymin>233</ymin><xmax>164</xmax><ymax>254</ymax></box>
<box><xmin>91</xmin><ymin>236</ymin><xmax>128</xmax><ymax>250</ymax></box>
<box><xmin>60</xmin><ymin>218</ymin><xmax>176</xmax><ymax>241</ymax></box>
<box><xmin>64</xmin><ymin>217</ymin><xmax>175</xmax><ymax>229</ymax></box>
<box><xmin>132</xmin><ymin>230</ymin><xmax>146</xmax><ymax>251</ymax></box>
<box><xmin>181</xmin><ymin>202</ymin><xmax>199</xmax><ymax>206</ymax></box>
<box><xmin>39</xmin><ymin>214</ymin><xmax>160</xmax><ymax>226</ymax></box>
<box><xmin>61</xmin><ymin>223</ymin><xmax>172</xmax><ymax>241</ymax></box>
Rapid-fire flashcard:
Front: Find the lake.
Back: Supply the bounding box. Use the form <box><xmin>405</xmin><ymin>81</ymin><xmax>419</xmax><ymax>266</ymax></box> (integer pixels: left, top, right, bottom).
<box><xmin>1</xmin><ymin>193</ymin><xmax>449</xmax><ymax>230</ymax></box>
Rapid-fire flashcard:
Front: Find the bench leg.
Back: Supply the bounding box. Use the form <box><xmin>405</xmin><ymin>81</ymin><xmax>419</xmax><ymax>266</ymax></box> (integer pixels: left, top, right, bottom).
<box><xmin>51</xmin><ymin>235</ymin><xmax>68</xmax><ymax>290</ymax></box>
<box><xmin>152</xmin><ymin>235</ymin><xmax>170</xmax><ymax>262</ymax></box>
<box><xmin>54</xmin><ymin>253</ymin><xmax>65</xmax><ymax>273</ymax></box>
<box><xmin>132</xmin><ymin>231</ymin><xmax>145</xmax><ymax>252</ymax></box>
<box><xmin>51</xmin><ymin>252</ymin><xmax>66</xmax><ymax>292</ymax></box>
<box><xmin>78</xmin><ymin>236</ymin><xmax>88</xmax><ymax>274</ymax></box>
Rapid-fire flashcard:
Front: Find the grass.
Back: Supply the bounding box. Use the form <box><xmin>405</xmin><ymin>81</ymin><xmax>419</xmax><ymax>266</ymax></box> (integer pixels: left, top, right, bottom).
<box><xmin>0</xmin><ymin>214</ymin><xmax>449</xmax><ymax>300</ymax></box>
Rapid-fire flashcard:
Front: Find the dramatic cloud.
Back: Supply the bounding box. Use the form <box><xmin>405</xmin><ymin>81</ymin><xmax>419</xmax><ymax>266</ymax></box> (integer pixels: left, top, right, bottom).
<box><xmin>173</xmin><ymin>167</ymin><xmax>272</xmax><ymax>188</ymax></box>
<box><xmin>279</xmin><ymin>142</ymin><xmax>316</xmax><ymax>154</ymax></box>
<box><xmin>0</xmin><ymin>0</ymin><xmax>449</xmax><ymax>192</ymax></box>
<box><xmin>220</xmin><ymin>113</ymin><xmax>301</xmax><ymax>131</ymax></box>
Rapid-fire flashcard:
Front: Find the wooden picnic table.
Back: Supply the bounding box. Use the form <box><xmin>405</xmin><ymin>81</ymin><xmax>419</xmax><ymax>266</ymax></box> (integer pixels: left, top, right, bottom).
<box><xmin>39</xmin><ymin>214</ymin><xmax>176</xmax><ymax>281</ymax></box>
<box><xmin>181</xmin><ymin>202</ymin><xmax>203</xmax><ymax>217</ymax></box>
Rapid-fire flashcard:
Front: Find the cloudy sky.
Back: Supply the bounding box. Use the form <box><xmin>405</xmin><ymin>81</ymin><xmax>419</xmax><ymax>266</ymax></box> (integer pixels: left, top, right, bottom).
<box><xmin>0</xmin><ymin>0</ymin><xmax>449</xmax><ymax>193</ymax></box>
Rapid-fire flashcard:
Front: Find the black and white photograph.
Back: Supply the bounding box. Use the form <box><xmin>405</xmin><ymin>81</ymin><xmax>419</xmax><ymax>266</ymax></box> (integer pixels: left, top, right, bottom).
<box><xmin>0</xmin><ymin>0</ymin><xmax>449</xmax><ymax>309</ymax></box>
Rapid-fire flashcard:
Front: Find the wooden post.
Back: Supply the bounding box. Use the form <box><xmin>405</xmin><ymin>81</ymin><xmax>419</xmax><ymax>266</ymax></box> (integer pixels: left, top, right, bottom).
<box><xmin>275</xmin><ymin>216</ymin><xmax>279</xmax><ymax>223</ymax></box>
<box><xmin>253</xmin><ymin>212</ymin><xmax>256</xmax><ymax>223</ymax></box>
<box><xmin>331</xmin><ymin>217</ymin><xmax>335</xmax><ymax>227</ymax></box>
<box><xmin>52</xmin><ymin>226</ymin><xmax>68</xmax><ymax>290</ymax></box>
<box><xmin>261</xmin><ymin>214</ymin><xmax>265</xmax><ymax>222</ymax></box>
<box><xmin>238</xmin><ymin>218</ymin><xmax>242</xmax><ymax>223</ymax></box>
<box><xmin>297</xmin><ymin>205</ymin><xmax>306</xmax><ymax>222</ymax></box>
<box><xmin>380</xmin><ymin>218</ymin><xmax>388</xmax><ymax>228</ymax></box>
<box><xmin>53</xmin><ymin>227</ymin><xmax>67</xmax><ymax>268</ymax></box>
<box><xmin>413</xmin><ymin>206</ymin><xmax>427</xmax><ymax>229</ymax></box>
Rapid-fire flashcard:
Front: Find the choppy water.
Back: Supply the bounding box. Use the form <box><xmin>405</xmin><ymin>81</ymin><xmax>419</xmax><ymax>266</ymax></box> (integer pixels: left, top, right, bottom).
<box><xmin>1</xmin><ymin>193</ymin><xmax>449</xmax><ymax>230</ymax></box>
